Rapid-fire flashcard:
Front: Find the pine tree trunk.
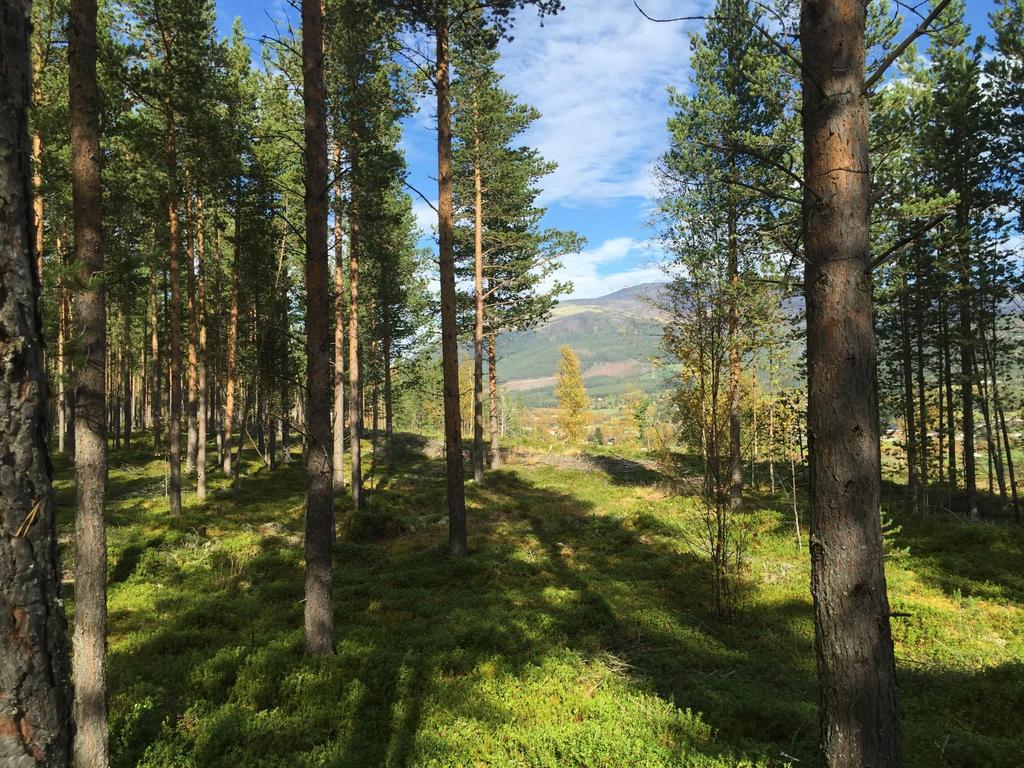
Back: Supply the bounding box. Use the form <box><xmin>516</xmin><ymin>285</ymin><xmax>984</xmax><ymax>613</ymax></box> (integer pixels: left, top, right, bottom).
<box><xmin>473</xmin><ymin>124</ymin><xmax>485</xmax><ymax>484</ymax></box>
<box><xmin>914</xmin><ymin>290</ymin><xmax>927</xmax><ymax>511</ymax></box>
<box><xmin>69</xmin><ymin>0</ymin><xmax>109</xmax><ymax>760</ymax></box>
<box><xmin>435</xmin><ymin>10</ymin><xmax>468</xmax><ymax>556</ymax></box>
<box><xmin>899</xmin><ymin>285</ymin><xmax>919</xmax><ymax>513</ymax></box>
<box><xmin>122</xmin><ymin>306</ymin><xmax>133</xmax><ymax>448</ymax></box>
<box><xmin>800</xmin><ymin>2</ymin><xmax>901</xmax><ymax>764</ymax></box>
<box><xmin>727</xmin><ymin>205</ymin><xmax>741</xmax><ymax>509</ymax></box>
<box><xmin>0</xmin><ymin>3</ymin><xmax>75</xmax><ymax>757</ymax></box>
<box><xmin>150</xmin><ymin>267</ymin><xmax>162</xmax><ymax>449</ymax></box>
<box><xmin>301</xmin><ymin>0</ymin><xmax>334</xmax><ymax>656</ymax></box>
<box><xmin>941</xmin><ymin>300</ymin><xmax>956</xmax><ymax>486</ymax></box>
<box><xmin>956</xmin><ymin>229</ymin><xmax>977</xmax><ymax>517</ymax></box>
<box><xmin>348</xmin><ymin>137</ymin><xmax>363</xmax><ymax>509</ymax></box>
<box><xmin>223</xmin><ymin>182</ymin><xmax>241</xmax><ymax>475</ymax></box>
<box><xmin>58</xmin><ymin>271</ymin><xmax>67</xmax><ymax>454</ymax></box>
<box><xmin>383</xmin><ymin>328</ymin><xmax>394</xmax><ymax>458</ymax></box>
<box><xmin>32</xmin><ymin>72</ymin><xmax>45</xmax><ymax>288</ymax></box>
<box><xmin>63</xmin><ymin>258</ymin><xmax>77</xmax><ymax>461</ymax></box>
<box><xmin>166</xmin><ymin>118</ymin><xmax>183</xmax><ymax>515</ymax></box>
<box><xmin>333</xmin><ymin>143</ymin><xmax>346</xmax><ymax>493</ymax></box>
<box><xmin>196</xmin><ymin>195</ymin><xmax>208</xmax><ymax>499</ymax></box>
<box><xmin>979</xmin><ymin>337</ymin><xmax>1006</xmax><ymax>504</ymax></box>
<box><xmin>185</xmin><ymin>196</ymin><xmax>198</xmax><ymax>475</ymax></box>
<box><xmin>488</xmin><ymin>330</ymin><xmax>501</xmax><ymax>470</ymax></box>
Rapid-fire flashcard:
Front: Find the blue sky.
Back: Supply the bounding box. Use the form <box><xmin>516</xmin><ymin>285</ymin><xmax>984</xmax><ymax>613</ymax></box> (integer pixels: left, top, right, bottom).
<box><xmin>214</xmin><ymin>0</ymin><xmax>1000</xmax><ymax>299</ymax></box>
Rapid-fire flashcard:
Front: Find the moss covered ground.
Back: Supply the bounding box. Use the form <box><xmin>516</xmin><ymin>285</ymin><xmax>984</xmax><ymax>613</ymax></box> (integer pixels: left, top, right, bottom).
<box><xmin>53</xmin><ymin>434</ymin><xmax>1024</xmax><ymax>767</ymax></box>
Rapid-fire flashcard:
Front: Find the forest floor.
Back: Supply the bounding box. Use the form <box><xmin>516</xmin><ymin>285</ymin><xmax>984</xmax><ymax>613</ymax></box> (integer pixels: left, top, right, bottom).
<box><xmin>53</xmin><ymin>433</ymin><xmax>1024</xmax><ymax>768</ymax></box>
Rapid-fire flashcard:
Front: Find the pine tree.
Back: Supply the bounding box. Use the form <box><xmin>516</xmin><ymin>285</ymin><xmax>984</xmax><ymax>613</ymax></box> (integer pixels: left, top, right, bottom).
<box><xmin>69</xmin><ymin>0</ymin><xmax>109</xmax><ymax>762</ymax></box>
<box><xmin>0</xmin><ymin>1</ymin><xmax>74</xmax><ymax>758</ymax></box>
<box><xmin>301</xmin><ymin>0</ymin><xmax>334</xmax><ymax>656</ymax></box>
<box><xmin>452</xmin><ymin>29</ymin><xmax>577</xmax><ymax>478</ymax></box>
<box><xmin>387</xmin><ymin>0</ymin><xmax>563</xmax><ymax>556</ymax></box>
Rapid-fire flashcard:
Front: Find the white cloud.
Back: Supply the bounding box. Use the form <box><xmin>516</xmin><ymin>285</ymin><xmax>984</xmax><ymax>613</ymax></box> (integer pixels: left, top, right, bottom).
<box><xmin>546</xmin><ymin>236</ymin><xmax>668</xmax><ymax>299</ymax></box>
<box><xmin>494</xmin><ymin>0</ymin><xmax>705</xmax><ymax>207</ymax></box>
<box><xmin>411</xmin><ymin>197</ymin><xmax>438</xmax><ymax>235</ymax></box>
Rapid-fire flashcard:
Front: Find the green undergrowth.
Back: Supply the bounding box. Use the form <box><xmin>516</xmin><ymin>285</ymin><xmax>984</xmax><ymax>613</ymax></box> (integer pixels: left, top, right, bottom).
<box><xmin>52</xmin><ymin>433</ymin><xmax>1024</xmax><ymax>767</ymax></box>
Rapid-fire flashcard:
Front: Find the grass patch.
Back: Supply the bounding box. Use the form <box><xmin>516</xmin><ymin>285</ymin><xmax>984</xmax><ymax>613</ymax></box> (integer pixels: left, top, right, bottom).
<box><xmin>54</xmin><ymin>432</ymin><xmax>1024</xmax><ymax>767</ymax></box>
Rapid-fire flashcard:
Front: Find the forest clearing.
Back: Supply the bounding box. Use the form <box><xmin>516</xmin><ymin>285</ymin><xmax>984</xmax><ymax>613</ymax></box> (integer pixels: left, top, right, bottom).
<box><xmin>2</xmin><ymin>0</ymin><xmax>1023</xmax><ymax>766</ymax></box>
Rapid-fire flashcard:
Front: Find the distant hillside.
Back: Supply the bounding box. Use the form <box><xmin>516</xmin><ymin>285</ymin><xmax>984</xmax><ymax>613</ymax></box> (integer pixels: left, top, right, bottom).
<box><xmin>497</xmin><ymin>283</ymin><xmax>671</xmax><ymax>406</ymax></box>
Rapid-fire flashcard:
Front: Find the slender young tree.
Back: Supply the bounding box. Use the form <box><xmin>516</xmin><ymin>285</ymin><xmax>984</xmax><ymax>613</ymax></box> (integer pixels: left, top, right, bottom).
<box><xmin>390</xmin><ymin>0</ymin><xmax>563</xmax><ymax>556</ymax></box>
<box><xmin>0</xmin><ymin>0</ymin><xmax>74</xmax><ymax>759</ymax></box>
<box><xmin>69</xmin><ymin>0</ymin><xmax>109</xmax><ymax>762</ymax></box>
<box><xmin>302</xmin><ymin>0</ymin><xmax>334</xmax><ymax>655</ymax></box>
<box><xmin>555</xmin><ymin>346</ymin><xmax>588</xmax><ymax>443</ymax></box>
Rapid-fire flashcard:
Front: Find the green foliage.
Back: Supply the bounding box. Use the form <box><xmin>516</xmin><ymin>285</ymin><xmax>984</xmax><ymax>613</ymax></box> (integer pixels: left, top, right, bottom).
<box><xmin>555</xmin><ymin>346</ymin><xmax>589</xmax><ymax>443</ymax></box>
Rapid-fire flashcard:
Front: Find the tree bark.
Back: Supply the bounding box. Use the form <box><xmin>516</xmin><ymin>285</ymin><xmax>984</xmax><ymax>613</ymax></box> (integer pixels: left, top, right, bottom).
<box><xmin>150</xmin><ymin>267</ymin><xmax>162</xmax><ymax>450</ymax></box>
<box><xmin>488</xmin><ymin>330</ymin><xmax>501</xmax><ymax>470</ymax></box>
<box><xmin>196</xmin><ymin>195</ymin><xmax>208</xmax><ymax>499</ymax></box>
<box><xmin>69</xmin><ymin>0</ymin><xmax>110</xmax><ymax>762</ymax></box>
<box><xmin>166</xmin><ymin>118</ymin><xmax>182</xmax><ymax>515</ymax></box>
<box><xmin>472</xmin><ymin>112</ymin><xmax>486</xmax><ymax>484</ymax></box>
<box><xmin>32</xmin><ymin>58</ymin><xmax>45</xmax><ymax>289</ymax></box>
<box><xmin>956</xmin><ymin>229</ymin><xmax>977</xmax><ymax>517</ymax></box>
<box><xmin>435</xmin><ymin>10</ymin><xmax>468</xmax><ymax>556</ymax></box>
<box><xmin>0</xmin><ymin>3</ymin><xmax>75</xmax><ymax>758</ymax></box>
<box><xmin>301</xmin><ymin>0</ymin><xmax>334</xmax><ymax>656</ymax></box>
<box><xmin>332</xmin><ymin>143</ymin><xmax>346</xmax><ymax>494</ymax></box>
<box><xmin>899</xmin><ymin>284</ymin><xmax>918</xmax><ymax>513</ymax></box>
<box><xmin>800</xmin><ymin>1</ymin><xmax>901</xmax><ymax>764</ymax></box>
<box><xmin>347</xmin><ymin>139</ymin><xmax>363</xmax><ymax>509</ymax></box>
<box><xmin>727</xmin><ymin>200</ymin><xmax>741</xmax><ymax>509</ymax></box>
<box><xmin>185</xmin><ymin>195</ymin><xmax>198</xmax><ymax>475</ymax></box>
<box><xmin>223</xmin><ymin>181</ymin><xmax>241</xmax><ymax>476</ymax></box>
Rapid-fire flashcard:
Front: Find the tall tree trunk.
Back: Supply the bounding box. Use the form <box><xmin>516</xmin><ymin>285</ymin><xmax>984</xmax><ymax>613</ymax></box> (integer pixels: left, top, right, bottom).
<box><xmin>58</xmin><ymin>263</ymin><xmax>67</xmax><ymax>454</ymax></box>
<box><xmin>166</xmin><ymin>118</ymin><xmax>182</xmax><ymax>515</ymax></box>
<box><xmin>937</xmin><ymin>349</ymin><xmax>945</xmax><ymax>485</ymax></box>
<box><xmin>110</xmin><ymin>334</ymin><xmax>120</xmax><ymax>450</ymax></box>
<box><xmin>0</xmin><ymin>3</ymin><xmax>74</xmax><ymax>758</ymax></box>
<box><xmin>62</xmin><ymin>250</ymin><xmax>77</xmax><ymax>461</ymax></box>
<box><xmin>32</xmin><ymin>81</ymin><xmax>45</xmax><ymax>287</ymax></box>
<box><xmin>899</xmin><ymin>285</ymin><xmax>919</xmax><ymax>513</ymax></box>
<box><xmin>223</xmin><ymin>182</ymin><xmax>241</xmax><ymax>475</ymax></box>
<box><xmin>196</xmin><ymin>195</ymin><xmax>208</xmax><ymax>499</ymax></box>
<box><xmin>213</xmin><ymin>220</ymin><xmax>225</xmax><ymax>468</ymax></box>
<box><xmin>488</xmin><ymin>330</ymin><xmax>501</xmax><ymax>470</ymax></box>
<box><xmin>800</xmin><ymin>2</ymin><xmax>901</xmax><ymax>765</ymax></box>
<box><xmin>435</xmin><ymin>10</ymin><xmax>468</xmax><ymax>556</ymax></box>
<box><xmin>727</xmin><ymin>202</ymin><xmax>741</xmax><ymax>509</ymax></box>
<box><xmin>978</xmin><ymin>336</ymin><xmax>1006</xmax><ymax>505</ymax></box>
<box><xmin>472</xmin><ymin>115</ymin><xmax>485</xmax><ymax>484</ymax></box>
<box><xmin>956</xmin><ymin>230</ymin><xmax>977</xmax><ymax>517</ymax></box>
<box><xmin>123</xmin><ymin>321</ymin><xmax>132</xmax><ymax>449</ymax></box>
<box><xmin>348</xmin><ymin>136</ymin><xmax>363</xmax><ymax>509</ymax></box>
<box><xmin>914</xmin><ymin>287</ymin><xmax>927</xmax><ymax>511</ymax></box>
<box><xmin>150</xmin><ymin>267</ymin><xmax>162</xmax><ymax>449</ymax></box>
<box><xmin>69</xmin><ymin>0</ymin><xmax>109</xmax><ymax>761</ymax></box>
<box><xmin>185</xmin><ymin>195</ymin><xmax>198</xmax><ymax>475</ymax></box>
<box><xmin>301</xmin><ymin>0</ymin><xmax>334</xmax><ymax>656</ymax></box>
<box><xmin>332</xmin><ymin>143</ymin><xmax>346</xmax><ymax>493</ymax></box>
<box><xmin>383</xmin><ymin>325</ymin><xmax>393</xmax><ymax>457</ymax></box>
<box><xmin>941</xmin><ymin>302</ymin><xmax>956</xmax><ymax>486</ymax></box>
